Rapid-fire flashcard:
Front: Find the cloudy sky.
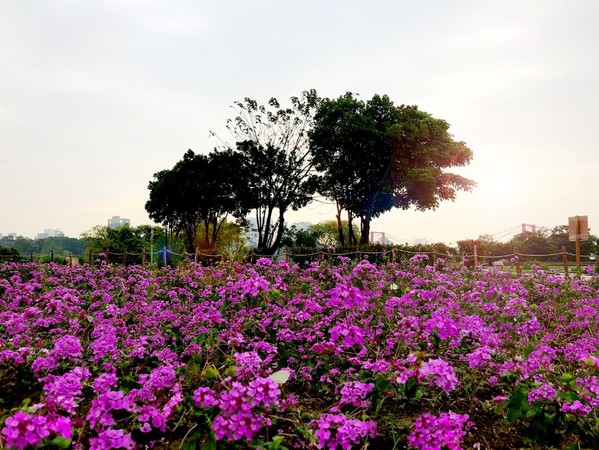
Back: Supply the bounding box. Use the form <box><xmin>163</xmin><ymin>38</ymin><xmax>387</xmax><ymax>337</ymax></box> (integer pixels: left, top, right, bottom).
<box><xmin>1</xmin><ymin>0</ymin><xmax>598</xmax><ymax>244</ymax></box>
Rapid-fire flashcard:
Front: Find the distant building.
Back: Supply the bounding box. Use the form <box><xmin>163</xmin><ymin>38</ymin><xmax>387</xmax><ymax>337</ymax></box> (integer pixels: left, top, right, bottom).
<box><xmin>244</xmin><ymin>218</ymin><xmax>260</xmax><ymax>248</ymax></box>
<box><xmin>108</xmin><ymin>216</ymin><xmax>130</xmax><ymax>229</ymax></box>
<box><xmin>292</xmin><ymin>221</ymin><xmax>312</xmax><ymax>231</ymax></box>
<box><xmin>35</xmin><ymin>228</ymin><xmax>65</xmax><ymax>240</ymax></box>
<box><xmin>243</xmin><ymin>216</ymin><xmax>289</xmax><ymax>249</ymax></box>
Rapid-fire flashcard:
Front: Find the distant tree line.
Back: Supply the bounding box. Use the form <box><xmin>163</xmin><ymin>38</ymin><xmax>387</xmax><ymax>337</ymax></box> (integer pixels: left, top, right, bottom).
<box><xmin>2</xmin><ymin>223</ymin><xmax>597</xmax><ymax>267</ymax></box>
<box><xmin>146</xmin><ymin>90</ymin><xmax>475</xmax><ymax>256</ymax></box>
<box><xmin>0</xmin><ymin>225</ymin><xmax>164</xmax><ymax>263</ymax></box>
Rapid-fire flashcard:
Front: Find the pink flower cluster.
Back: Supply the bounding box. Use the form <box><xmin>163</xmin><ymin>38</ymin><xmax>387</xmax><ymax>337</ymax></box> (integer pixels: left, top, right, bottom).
<box><xmin>339</xmin><ymin>381</ymin><xmax>375</xmax><ymax>408</ymax></box>
<box><xmin>527</xmin><ymin>384</ymin><xmax>556</xmax><ymax>403</ymax></box>
<box><xmin>419</xmin><ymin>358</ymin><xmax>459</xmax><ymax>393</ymax></box>
<box><xmin>407</xmin><ymin>412</ymin><xmax>471</xmax><ymax>450</ymax></box>
<box><xmin>2</xmin><ymin>411</ymin><xmax>72</xmax><ymax>450</ymax></box>
<box><xmin>310</xmin><ymin>413</ymin><xmax>377</xmax><ymax>450</ymax></box>
<box><xmin>193</xmin><ymin>377</ymin><xmax>281</xmax><ymax>442</ymax></box>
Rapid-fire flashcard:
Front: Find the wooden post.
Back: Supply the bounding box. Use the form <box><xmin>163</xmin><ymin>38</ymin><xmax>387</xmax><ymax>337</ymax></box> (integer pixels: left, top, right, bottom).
<box><xmin>88</xmin><ymin>250</ymin><xmax>92</xmax><ymax>265</ymax></box>
<box><xmin>576</xmin><ymin>238</ymin><xmax>582</xmax><ymax>278</ymax></box>
<box><xmin>355</xmin><ymin>249</ymin><xmax>361</xmax><ymax>261</ymax></box>
<box><xmin>194</xmin><ymin>249</ymin><xmax>198</xmax><ymax>264</ymax></box>
<box><xmin>514</xmin><ymin>248</ymin><xmax>521</xmax><ymax>276</ymax></box>
<box><xmin>221</xmin><ymin>253</ymin><xmax>225</xmax><ymax>263</ymax></box>
<box><xmin>392</xmin><ymin>248</ymin><xmax>396</xmax><ymax>263</ymax></box>
<box><xmin>163</xmin><ymin>248</ymin><xmax>167</xmax><ymax>268</ymax></box>
<box><xmin>473</xmin><ymin>245</ymin><xmax>478</xmax><ymax>267</ymax></box>
<box><xmin>562</xmin><ymin>246</ymin><xmax>569</xmax><ymax>278</ymax></box>
<box><xmin>51</xmin><ymin>250</ymin><xmax>54</xmax><ymax>262</ymax></box>
<box><xmin>123</xmin><ymin>251</ymin><xmax>128</xmax><ymax>266</ymax></box>
<box><xmin>69</xmin><ymin>253</ymin><xmax>73</xmax><ymax>268</ymax></box>
<box><xmin>105</xmin><ymin>249</ymin><xmax>110</xmax><ymax>264</ymax></box>
<box><xmin>142</xmin><ymin>249</ymin><xmax>146</xmax><ymax>266</ymax></box>
<box><xmin>319</xmin><ymin>249</ymin><xmax>324</xmax><ymax>263</ymax></box>
<box><xmin>30</xmin><ymin>253</ymin><xmax>34</xmax><ymax>262</ymax></box>
<box><xmin>432</xmin><ymin>251</ymin><xmax>437</xmax><ymax>265</ymax></box>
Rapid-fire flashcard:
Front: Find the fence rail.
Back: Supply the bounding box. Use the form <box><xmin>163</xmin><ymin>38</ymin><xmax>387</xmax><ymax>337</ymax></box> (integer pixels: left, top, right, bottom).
<box><xmin>1</xmin><ymin>244</ymin><xmax>597</xmax><ymax>277</ymax></box>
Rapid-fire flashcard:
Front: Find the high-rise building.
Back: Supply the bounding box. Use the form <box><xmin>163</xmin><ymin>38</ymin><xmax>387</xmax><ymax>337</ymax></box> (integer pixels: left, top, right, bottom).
<box><xmin>108</xmin><ymin>216</ymin><xmax>130</xmax><ymax>229</ymax></box>
<box><xmin>35</xmin><ymin>229</ymin><xmax>65</xmax><ymax>240</ymax></box>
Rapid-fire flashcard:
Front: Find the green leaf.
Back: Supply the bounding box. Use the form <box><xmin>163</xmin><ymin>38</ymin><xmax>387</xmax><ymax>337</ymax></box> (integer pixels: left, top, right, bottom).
<box><xmin>404</xmin><ymin>377</ymin><xmax>419</xmax><ymax>399</ymax></box>
<box><xmin>507</xmin><ymin>385</ymin><xmax>530</xmax><ymax>422</ymax></box>
<box><xmin>45</xmin><ymin>435</ymin><xmax>72</xmax><ymax>449</ymax></box>
<box><xmin>199</xmin><ymin>431</ymin><xmax>217</xmax><ymax>450</ymax></box>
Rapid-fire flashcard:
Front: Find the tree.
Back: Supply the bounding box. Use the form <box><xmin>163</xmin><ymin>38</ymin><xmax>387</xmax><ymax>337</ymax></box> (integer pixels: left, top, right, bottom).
<box><xmin>226</xmin><ymin>90</ymin><xmax>321</xmax><ymax>255</ymax></box>
<box><xmin>145</xmin><ymin>149</ymin><xmax>250</xmax><ymax>253</ymax></box>
<box><xmin>0</xmin><ymin>235</ymin><xmax>40</xmax><ymax>256</ymax></box>
<box><xmin>308</xmin><ymin>220</ymin><xmax>361</xmax><ymax>247</ymax></box>
<box><xmin>309</xmin><ymin>93</ymin><xmax>376</xmax><ymax>246</ymax></box>
<box><xmin>548</xmin><ymin>225</ymin><xmax>598</xmax><ymax>259</ymax></box>
<box><xmin>281</xmin><ymin>225</ymin><xmax>323</xmax><ymax>249</ymax></box>
<box><xmin>39</xmin><ymin>237</ymin><xmax>87</xmax><ymax>258</ymax></box>
<box><xmin>311</xmin><ymin>93</ymin><xmax>475</xmax><ymax>245</ymax></box>
<box><xmin>82</xmin><ymin>225</ymin><xmax>146</xmax><ymax>254</ymax></box>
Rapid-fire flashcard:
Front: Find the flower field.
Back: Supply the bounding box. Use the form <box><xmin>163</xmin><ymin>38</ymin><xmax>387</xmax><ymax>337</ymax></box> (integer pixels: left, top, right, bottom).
<box><xmin>1</xmin><ymin>256</ymin><xmax>599</xmax><ymax>449</ymax></box>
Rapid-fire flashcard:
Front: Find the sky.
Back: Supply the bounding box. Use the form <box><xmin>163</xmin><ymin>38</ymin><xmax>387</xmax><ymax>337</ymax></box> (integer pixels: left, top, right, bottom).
<box><xmin>1</xmin><ymin>0</ymin><xmax>598</xmax><ymax>245</ymax></box>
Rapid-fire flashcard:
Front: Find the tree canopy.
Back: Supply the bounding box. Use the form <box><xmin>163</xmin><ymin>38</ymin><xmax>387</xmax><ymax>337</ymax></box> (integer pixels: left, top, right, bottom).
<box><xmin>226</xmin><ymin>90</ymin><xmax>321</xmax><ymax>254</ymax></box>
<box><xmin>145</xmin><ymin>149</ymin><xmax>250</xmax><ymax>253</ymax></box>
<box><xmin>310</xmin><ymin>93</ymin><xmax>475</xmax><ymax>245</ymax></box>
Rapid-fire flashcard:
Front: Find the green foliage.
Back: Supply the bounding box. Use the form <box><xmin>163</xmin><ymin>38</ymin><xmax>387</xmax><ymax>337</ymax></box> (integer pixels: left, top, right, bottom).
<box><xmin>523</xmin><ymin>260</ymin><xmax>550</xmax><ymax>271</ymax></box>
<box><xmin>0</xmin><ymin>246</ymin><xmax>20</xmax><ymax>258</ymax></box>
<box><xmin>227</xmin><ymin>90</ymin><xmax>321</xmax><ymax>255</ymax></box>
<box><xmin>311</xmin><ymin>93</ymin><xmax>475</xmax><ymax>245</ymax></box>
<box><xmin>39</xmin><ymin>236</ymin><xmax>87</xmax><ymax>258</ymax></box>
<box><xmin>38</xmin><ymin>254</ymin><xmax>67</xmax><ymax>264</ymax></box>
<box><xmin>146</xmin><ymin>149</ymin><xmax>250</xmax><ymax>253</ymax></box>
<box><xmin>0</xmin><ymin>236</ymin><xmax>41</xmax><ymax>257</ymax></box>
<box><xmin>308</xmin><ymin>220</ymin><xmax>361</xmax><ymax>247</ymax></box>
<box><xmin>81</xmin><ymin>224</ymin><xmax>163</xmax><ymax>264</ymax></box>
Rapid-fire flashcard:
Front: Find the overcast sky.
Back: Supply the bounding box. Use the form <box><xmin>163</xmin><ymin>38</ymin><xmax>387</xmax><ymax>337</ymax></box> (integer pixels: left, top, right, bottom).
<box><xmin>1</xmin><ymin>0</ymin><xmax>598</xmax><ymax>244</ymax></box>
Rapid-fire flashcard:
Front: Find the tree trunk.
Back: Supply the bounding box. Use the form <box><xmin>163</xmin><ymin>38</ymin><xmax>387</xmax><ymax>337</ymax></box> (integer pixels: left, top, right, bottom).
<box><xmin>348</xmin><ymin>211</ymin><xmax>358</xmax><ymax>246</ymax></box>
<box><xmin>203</xmin><ymin>220</ymin><xmax>210</xmax><ymax>250</ymax></box>
<box><xmin>336</xmin><ymin>203</ymin><xmax>345</xmax><ymax>246</ymax></box>
<box><xmin>360</xmin><ymin>216</ymin><xmax>370</xmax><ymax>246</ymax></box>
<box><xmin>267</xmin><ymin>209</ymin><xmax>286</xmax><ymax>256</ymax></box>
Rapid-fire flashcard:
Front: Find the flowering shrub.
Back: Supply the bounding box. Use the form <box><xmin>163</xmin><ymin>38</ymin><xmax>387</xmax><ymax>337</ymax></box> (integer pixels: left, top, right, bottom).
<box><xmin>0</xmin><ymin>259</ymin><xmax>599</xmax><ymax>448</ymax></box>
<box><xmin>2</xmin><ymin>411</ymin><xmax>72</xmax><ymax>450</ymax></box>
<box><xmin>407</xmin><ymin>412</ymin><xmax>471</xmax><ymax>450</ymax></box>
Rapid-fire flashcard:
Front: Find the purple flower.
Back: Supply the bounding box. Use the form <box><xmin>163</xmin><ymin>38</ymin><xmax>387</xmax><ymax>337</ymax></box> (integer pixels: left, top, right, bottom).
<box><xmin>1</xmin><ymin>411</ymin><xmax>72</xmax><ymax>450</ymax></box>
<box><xmin>86</xmin><ymin>390</ymin><xmax>131</xmax><ymax>430</ymax></box>
<box><xmin>560</xmin><ymin>400</ymin><xmax>592</xmax><ymax>417</ymax></box>
<box><xmin>89</xmin><ymin>428</ymin><xmax>134</xmax><ymax>450</ymax></box>
<box><xmin>309</xmin><ymin>413</ymin><xmax>376</xmax><ymax>450</ymax></box>
<box><xmin>419</xmin><ymin>358</ymin><xmax>459</xmax><ymax>393</ymax></box>
<box><xmin>52</xmin><ymin>334</ymin><xmax>83</xmax><ymax>360</ymax></box>
<box><xmin>193</xmin><ymin>386</ymin><xmax>219</xmax><ymax>408</ymax></box>
<box><xmin>408</xmin><ymin>412</ymin><xmax>471</xmax><ymax>450</ymax></box>
<box><xmin>527</xmin><ymin>384</ymin><xmax>556</xmax><ymax>404</ymax></box>
<box><xmin>339</xmin><ymin>381</ymin><xmax>374</xmax><ymax>408</ymax></box>
<box><xmin>93</xmin><ymin>373</ymin><xmax>118</xmax><ymax>393</ymax></box>
<box><xmin>41</xmin><ymin>367</ymin><xmax>90</xmax><ymax>415</ymax></box>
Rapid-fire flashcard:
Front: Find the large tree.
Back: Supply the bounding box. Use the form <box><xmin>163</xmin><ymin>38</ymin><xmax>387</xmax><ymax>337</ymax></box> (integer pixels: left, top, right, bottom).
<box><xmin>145</xmin><ymin>149</ymin><xmax>250</xmax><ymax>253</ymax></box>
<box><xmin>311</xmin><ymin>93</ymin><xmax>475</xmax><ymax>245</ymax></box>
<box><xmin>226</xmin><ymin>90</ymin><xmax>320</xmax><ymax>255</ymax></box>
